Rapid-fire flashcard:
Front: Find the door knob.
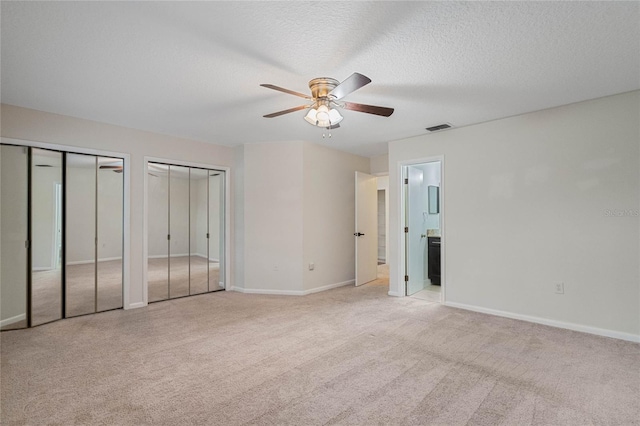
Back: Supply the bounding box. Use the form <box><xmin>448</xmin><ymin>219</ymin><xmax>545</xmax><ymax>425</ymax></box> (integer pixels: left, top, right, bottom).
<box><xmin>354</xmin><ymin>232</ymin><xmax>365</xmax><ymax>237</ymax></box>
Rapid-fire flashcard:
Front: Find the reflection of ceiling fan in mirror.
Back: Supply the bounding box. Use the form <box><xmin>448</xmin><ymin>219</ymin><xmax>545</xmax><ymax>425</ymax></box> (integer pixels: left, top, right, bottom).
<box><xmin>99</xmin><ymin>165</ymin><xmax>123</xmax><ymax>173</ymax></box>
<box><xmin>100</xmin><ymin>162</ymin><xmax>163</xmax><ymax>177</ymax></box>
<box><xmin>260</xmin><ymin>72</ymin><xmax>394</xmax><ymax>129</ymax></box>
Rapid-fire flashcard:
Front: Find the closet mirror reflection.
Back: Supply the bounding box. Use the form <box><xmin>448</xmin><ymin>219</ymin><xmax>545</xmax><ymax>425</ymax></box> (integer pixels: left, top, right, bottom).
<box><xmin>31</xmin><ymin>148</ymin><xmax>63</xmax><ymax>326</ymax></box>
<box><xmin>190</xmin><ymin>168</ymin><xmax>209</xmax><ymax>295</ymax></box>
<box><xmin>0</xmin><ymin>144</ymin><xmax>125</xmax><ymax>330</ymax></box>
<box><xmin>147</xmin><ymin>162</ymin><xmax>225</xmax><ymax>302</ymax></box>
<box><xmin>0</xmin><ymin>145</ymin><xmax>29</xmax><ymax>330</ymax></box>
<box><xmin>97</xmin><ymin>157</ymin><xmax>124</xmax><ymax>311</ymax></box>
<box><xmin>66</xmin><ymin>154</ymin><xmax>96</xmax><ymax>317</ymax></box>
<box><xmin>147</xmin><ymin>163</ymin><xmax>169</xmax><ymax>302</ymax></box>
<box><xmin>65</xmin><ymin>155</ymin><xmax>124</xmax><ymax>317</ymax></box>
<box><xmin>209</xmin><ymin>171</ymin><xmax>224</xmax><ymax>291</ymax></box>
<box><xmin>170</xmin><ymin>165</ymin><xmax>190</xmax><ymax>298</ymax></box>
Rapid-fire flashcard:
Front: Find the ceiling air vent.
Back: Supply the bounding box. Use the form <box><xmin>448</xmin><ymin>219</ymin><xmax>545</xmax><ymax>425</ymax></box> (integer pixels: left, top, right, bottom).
<box><xmin>426</xmin><ymin>123</ymin><xmax>452</xmax><ymax>132</ymax></box>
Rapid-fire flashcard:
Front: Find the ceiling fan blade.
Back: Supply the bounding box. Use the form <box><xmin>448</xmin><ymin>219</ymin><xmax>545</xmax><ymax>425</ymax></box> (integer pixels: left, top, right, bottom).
<box><xmin>342</xmin><ymin>102</ymin><xmax>394</xmax><ymax>117</ymax></box>
<box><xmin>328</xmin><ymin>123</ymin><xmax>340</xmax><ymax>130</ymax></box>
<box><xmin>263</xmin><ymin>105</ymin><xmax>309</xmax><ymax>118</ymax></box>
<box><xmin>260</xmin><ymin>84</ymin><xmax>311</xmax><ymax>99</ymax></box>
<box><xmin>329</xmin><ymin>73</ymin><xmax>371</xmax><ymax>100</ymax></box>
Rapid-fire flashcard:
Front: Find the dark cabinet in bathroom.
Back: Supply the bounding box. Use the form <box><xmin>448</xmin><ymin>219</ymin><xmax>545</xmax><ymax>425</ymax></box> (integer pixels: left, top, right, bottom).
<box><xmin>428</xmin><ymin>237</ymin><xmax>441</xmax><ymax>285</ymax></box>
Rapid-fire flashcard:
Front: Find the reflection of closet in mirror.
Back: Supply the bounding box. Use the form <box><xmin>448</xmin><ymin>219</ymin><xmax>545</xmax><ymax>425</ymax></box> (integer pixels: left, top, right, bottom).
<box><xmin>147</xmin><ymin>163</ymin><xmax>169</xmax><ymax>302</ymax></box>
<box><xmin>0</xmin><ymin>145</ymin><xmax>29</xmax><ymax>330</ymax></box>
<box><xmin>31</xmin><ymin>148</ymin><xmax>63</xmax><ymax>326</ymax></box>
<box><xmin>170</xmin><ymin>165</ymin><xmax>190</xmax><ymax>298</ymax></box>
<box><xmin>190</xmin><ymin>168</ymin><xmax>209</xmax><ymax>295</ymax></box>
<box><xmin>209</xmin><ymin>171</ymin><xmax>224</xmax><ymax>291</ymax></box>
<box><xmin>97</xmin><ymin>157</ymin><xmax>124</xmax><ymax>311</ymax></box>
<box><xmin>147</xmin><ymin>162</ymin><xmax>225</xmax><ymax>302</ymax></box>
<box><xmin>65</xmin><ymin>154</ymin><xmax>124</xmax><ymax>317</ymax></box>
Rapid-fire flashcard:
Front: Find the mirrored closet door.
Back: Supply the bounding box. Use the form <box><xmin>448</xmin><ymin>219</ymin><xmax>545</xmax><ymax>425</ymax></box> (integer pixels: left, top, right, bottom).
<box><xmin>147</xmin><ymin>162</ymin><xmax>225</xmax><ymax>302</ymax></box>
<box><xmin>65</xmin><ymin>154</ymin><xmax>124</xmax><ymax>318</ymax></box>
<box><xmin>0</xmin><ymin>145</ymin><xmax>29</xmax><ymax>330</ymax></box>
<box><xmin>30</xmin><ymin>148</ymin><xmax>63</xmax><ymax>326</ymax></box>
<box><xmin>0</xmin><ymin>144</ymin><xmax>124</xmax><ymax>331</ymax></box>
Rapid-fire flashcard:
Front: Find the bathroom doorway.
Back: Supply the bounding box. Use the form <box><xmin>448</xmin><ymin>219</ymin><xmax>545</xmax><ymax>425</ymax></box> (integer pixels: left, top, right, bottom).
<box><xmin>402</xmin><ymin>159</ymin><xmax>443</xmax><ymax>302</ymax></box>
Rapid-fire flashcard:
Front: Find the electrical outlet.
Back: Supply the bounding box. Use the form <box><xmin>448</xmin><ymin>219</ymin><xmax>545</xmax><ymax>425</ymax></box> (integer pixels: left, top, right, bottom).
<box><xmin>309</xmin><ymin>262</ymin><xmax>315</xmax><ymax>271</ymax></box>
<box><xmin>554</xmin><ymin>282</ymin><xmax>564</xmax><ymax>294</ymax></box>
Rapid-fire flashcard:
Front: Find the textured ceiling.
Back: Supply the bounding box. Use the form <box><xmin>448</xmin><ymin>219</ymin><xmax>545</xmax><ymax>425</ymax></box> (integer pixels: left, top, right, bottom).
<box><xmin>2</xmin><ymin>1</ymin><xmax>639</xmax><ymax>157</ymax></box>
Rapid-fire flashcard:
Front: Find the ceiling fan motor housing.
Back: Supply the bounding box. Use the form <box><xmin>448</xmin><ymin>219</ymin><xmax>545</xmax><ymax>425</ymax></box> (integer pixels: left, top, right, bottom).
<box><xmin>308</xmin><ymin>77</ymin><xmax>339</xmax><ymax>100</ymax></box>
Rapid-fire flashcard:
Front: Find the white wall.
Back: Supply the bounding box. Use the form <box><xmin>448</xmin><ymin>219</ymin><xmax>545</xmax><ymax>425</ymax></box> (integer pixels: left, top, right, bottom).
<box><xmin>31</xmin><ymin>165</ymin><xmax>61</xmax><ymax>269</ymax></box>
<box><xmin>242</xmin><ymin>142</ymin><xmax>304</xmax><ymax>293</ymax></box>
<box><xmin>97</xmin><ymin>167</ymin><xmax>124</xmax><ymax>260</ymax></box>
<box><xmin>208</xmin><ymin>174</ymin><xmax>223</xmax><ymax>261</ymax></box>
<box><xmin>370</xmin><ymin>154</ymin><xmax>389</xmax><ymax>175</ymax></box>
<box><xmin>169</xmin><ymin>173</ymin><xmax>190</xmax><ymax>256</ymax></box>
<box><xmin>233</xmin><ymin>145</ymin><xmax>245</xmax><ymax>290</ymax></box>
<box><xmin>235</xmin><ymin>141</ymin><xmax>370</xmax><ymax>294</ymax></box>
<box><xmin>66</xmin><ymin>165</ymin><xmax>124</xmax><ymax>263</ymax></box>
<box><xmin>1</xmin><ymin>104</ymin><xmax>234</xmax><ymax>308</ymax></box>
<box><xmin>389</xmin><ymin>91</ymin><xmax>640</xmax><ymax>341</ymax></box>
<box><xmin>302</xmin><ymin>142</ymin><xmax>370</xmax><ymax>291</ymax></box>
<box><xmin>147</xmin><ymin>173</ymin><xmax>169</xmax><ymax>258</ymax></box>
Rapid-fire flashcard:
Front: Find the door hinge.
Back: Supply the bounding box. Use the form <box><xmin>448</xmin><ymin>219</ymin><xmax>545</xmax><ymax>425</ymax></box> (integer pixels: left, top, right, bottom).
<box><xmin>206</xmin><ymin>233</ymin><xmax>209</xmax><ymax>239</ymax></box>
<box><xmin>404</xmin><ymin>275</ymin><xmax>409</xmax><ymax>282</ymax></box>
<box><xmin>25</xmin><ymin>240</ymin><xmax>30</xmax><ymax>249</ymax></box>
<box><xmin>167</xmin><ymin>234</ymin><xmax>171</xmax><ymax>240</ymax></box>
<box><xmin>404</xmin><ymin>227</ymin><xmax>409</xmax><ymax>233</ymax></box>
<box><xmin>404</xmin><ymin>178</ymin><xmax>408</xmax><ymax>184</ymax></box>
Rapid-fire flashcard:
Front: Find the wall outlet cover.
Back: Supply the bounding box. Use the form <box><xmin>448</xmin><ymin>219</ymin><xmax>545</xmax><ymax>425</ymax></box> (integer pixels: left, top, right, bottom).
<box><xmin>555</xmin><ymin>282</ymin><xmax>564</xmax><ymax>294</ymax></box>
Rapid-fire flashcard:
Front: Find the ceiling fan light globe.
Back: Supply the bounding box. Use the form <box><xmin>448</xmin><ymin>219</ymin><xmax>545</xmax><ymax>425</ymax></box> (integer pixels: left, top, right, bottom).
<box><xmin>328</xmin><ymin>108</ymin><xmax>343</xmax><ymax>125</ymax></box>
<box><xmin>315</xmin><ymin>105</ymin><xmax>330</xmax><ymax>123</ymax></box>
<box><xmin>304</xmin><ymin>108</ymin><xmax>317</xmax><ymax>125</ymax></box>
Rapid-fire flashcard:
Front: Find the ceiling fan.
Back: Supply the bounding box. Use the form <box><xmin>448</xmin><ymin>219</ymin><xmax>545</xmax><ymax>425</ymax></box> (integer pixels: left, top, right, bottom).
<box><xmin>261</xmin><ymin>72</ymin><xmax>394</xmax><ymax>129</ymax></box>
<box><xmin>99</xmin><ymin>162</ymin><xmax>159</xmax><ymax>177</ymax></box>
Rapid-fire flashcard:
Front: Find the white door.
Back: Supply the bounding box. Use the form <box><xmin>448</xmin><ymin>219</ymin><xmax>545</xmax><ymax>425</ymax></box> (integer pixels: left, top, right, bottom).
<box><xmin>355</xmin><ymin>171</ymin><xmax>378</xmax><ymax>286</ymax></box>
<box><xmin>406</xmin><ymin>165</ymin><xmax>427</xmax><ymax>295</ymax></box>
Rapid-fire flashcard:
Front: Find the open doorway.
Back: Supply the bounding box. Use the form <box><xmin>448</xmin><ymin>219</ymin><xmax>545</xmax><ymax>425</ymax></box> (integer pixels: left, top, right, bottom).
<box><xmin>402</xmin><ymin>160</ymin><xmax>442</xmax><ymax>302</ymax></box>
<box><xmin>354</xmin><ymin>172</ymin><xmax>389</xmax><ymax>286</ymax></box>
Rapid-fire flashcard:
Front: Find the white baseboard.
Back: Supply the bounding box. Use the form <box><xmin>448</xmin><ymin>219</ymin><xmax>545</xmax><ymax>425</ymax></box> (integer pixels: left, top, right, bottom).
<box><xmin>305</xmin><ymin>279</ymin><xmax>354</xmax><ymax>295</ymax></box>
<box><xmin>148</xmin><ymin>254</ymin><xmax>219</xmax><ymax>261</ymax></box>
<box><xmin>233</xmin><ymin>287</ymin><xmax>305</xmax><ymax>296</ymax></box>
<box><xmin>388</xmin><ymin>290</ymin><xmax>402</xmax><ymax>297</ymax></box>
<box><xmin>233</xmin><ymin>279</ymin><xmax>355</xmax><ymax>296</ymax></box>
<box><xmin>445</xmin><ymin>301</ymin><xmax>640</xmax><ymax>343</ymax></box>
<box><xmin>67</xmin><ymin>256</ymin><xmax>122</xmax><ymax>266</ymax></box>
<box><xmin>125</xmin><ymin>302</ymin><xmax>146</xmax><ymax>310</ymax></box>
<box><xmin>1</xmin><ymin>313</ymin><xmax>26</xmax><ymax>327</ymax></box>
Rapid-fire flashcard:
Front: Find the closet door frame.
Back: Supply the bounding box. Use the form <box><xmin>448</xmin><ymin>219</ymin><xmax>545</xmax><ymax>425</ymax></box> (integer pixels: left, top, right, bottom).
<box><xmin>1</xmin><ymin>137</ymin><xmax>131</xmax><ymax>313</ymax></box>
<box><xmin>143</xmin><ymin>157</ymin><xmax>230</xmax><ymax>305</ymax></box>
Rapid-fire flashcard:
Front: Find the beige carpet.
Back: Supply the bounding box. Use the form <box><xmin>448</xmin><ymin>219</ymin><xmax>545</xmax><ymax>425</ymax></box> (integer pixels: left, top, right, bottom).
<box><xmin>1</xmin><ymin>275</ymin><xmax>639</xmax><ymax>425</ymax></box>
<box><xmin>2</xmin><ymin>257</ymin><xmax>221</xmax><ymax>330</ymax></box>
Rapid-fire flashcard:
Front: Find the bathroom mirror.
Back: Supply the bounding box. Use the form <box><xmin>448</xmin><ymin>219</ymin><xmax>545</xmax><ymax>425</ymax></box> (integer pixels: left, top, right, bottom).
<box><xmin>428</xmin><ymin>185</ymin><xmax>439</xmax><ymax>214</ymax></box>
